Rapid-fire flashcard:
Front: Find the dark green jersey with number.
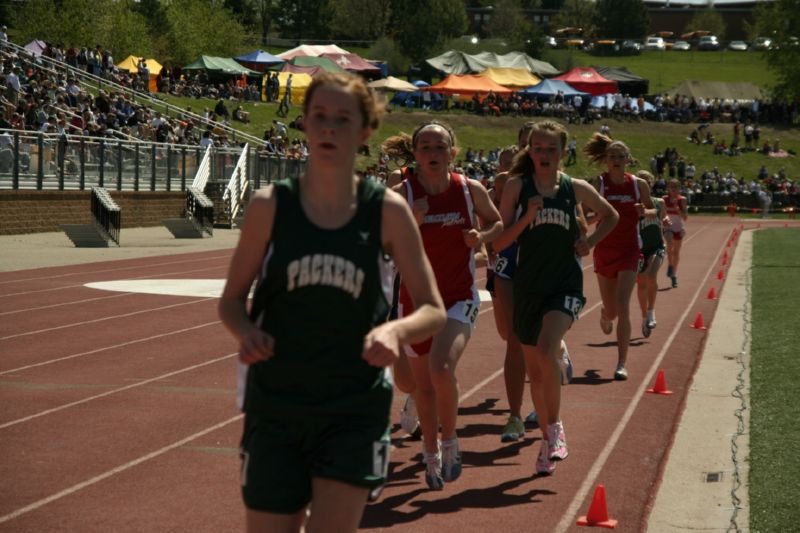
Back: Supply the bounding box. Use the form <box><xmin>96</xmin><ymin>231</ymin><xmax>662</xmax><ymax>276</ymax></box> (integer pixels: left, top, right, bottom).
<box><xmin>513</xmin><ymin>172</ymin><xmax>583</xmax><ymax>299</ymax></box>
<box><xmin>639</xmin><ymin>197</ymin><xmax>665</xmax><ymax>254</ymax></box>
<box><xmin>241</xmin><ymin>178</ymin><xmax>394</xmax><ymax>421</ymax></box>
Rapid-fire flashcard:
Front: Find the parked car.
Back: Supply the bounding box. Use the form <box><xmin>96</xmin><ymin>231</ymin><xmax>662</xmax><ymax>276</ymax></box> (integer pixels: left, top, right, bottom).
<box><xmin>620</xmin><ymin>40</ymin><xmax>642</xmax><ymax>54</ymax></box>
<box><xmin>672</xmin><ymin>40</ymin><xmax>692</xmax><ymax>51</ymax></box>
<box><xmin>750</xmin><ymin>36</ymin><xmax>772</xmax><ymax>50</ymax></box>
<box><xmin>728</xmin><ymin>40</ymin><xmax>748</xmax><ymax>51</ymax></box>
<box><xmin>644</xmin><ymin>36</ymin><xmax>666</xmax><ymax>51</ymax></box>
<box><xmin>697</xmin><ymin>35</ymin><xmax>720</xmax><ymax>51</ymax></box>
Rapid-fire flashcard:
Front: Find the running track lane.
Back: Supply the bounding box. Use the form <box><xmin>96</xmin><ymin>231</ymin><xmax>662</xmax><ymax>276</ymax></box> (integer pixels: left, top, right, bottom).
<box><xmin>0</xmin><ymin>218</ymin><xmax>760</xmax><ymax>532</ymax></box>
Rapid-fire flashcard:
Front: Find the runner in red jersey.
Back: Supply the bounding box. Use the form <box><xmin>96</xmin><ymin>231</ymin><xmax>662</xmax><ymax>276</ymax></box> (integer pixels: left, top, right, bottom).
<box><xmin>663</xmin><ymin>179</ymin><xmax>688</xmax><ymax>288</ymax></box>
<box><xmin>382</xmin><ymin>121</ymin><xmax>502</xmax><ymax>490</ymax></box>
<box><xmin>584</xmin><ymin>134</ymin><xmax>656</xmax><ymax>381</ymax></box>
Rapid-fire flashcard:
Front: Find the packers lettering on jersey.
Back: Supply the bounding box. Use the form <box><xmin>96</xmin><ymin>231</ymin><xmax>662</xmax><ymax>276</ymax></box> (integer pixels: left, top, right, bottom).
<box><xmin>286</xmin><ymin>254</ymin><xmax>365</xmax><ymax>299</ymax></box>
<box><xmin>529</xmin><ymin>207</ymin><xmax>571</xmax><ymax>231</ymax></box>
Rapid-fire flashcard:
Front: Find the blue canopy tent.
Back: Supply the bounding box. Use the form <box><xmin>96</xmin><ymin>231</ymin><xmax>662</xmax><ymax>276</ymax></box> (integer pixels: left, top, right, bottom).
<box><xmin>234</xmin><ymin>50</ymin><xmax>284</xmax><ymax>72</ymax></box>
<box><xmin>519</xmin><ymin>78</ymin><xmax>590</xmax><ymax>100</ymax></box>
<box><xmin>391</xmin><ymin>80</ymin><xmax>444</xmax><ymax>109</ymax></box>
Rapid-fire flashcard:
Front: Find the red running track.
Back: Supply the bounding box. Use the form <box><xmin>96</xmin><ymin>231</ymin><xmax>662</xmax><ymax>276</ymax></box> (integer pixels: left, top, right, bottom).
<box><xmin>0</xmin><ymin>218</ymin><xmax>770</xmax><ymax>532</ymax></box>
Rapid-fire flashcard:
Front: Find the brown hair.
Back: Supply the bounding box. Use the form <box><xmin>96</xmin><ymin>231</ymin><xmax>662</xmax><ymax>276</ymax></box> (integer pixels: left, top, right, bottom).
<box><xmin>637</xmin><ymin>170</ymin><xmax>655</xmax><ymax>186</ymax></box>
<box><xmin>508</xmin><ymin>120</ymin><xmax>568</xmax><ymax>179</ymax></box>
<box><xmin>381</xmin><ymin>120</ymin><xmax>459</xmax><ymax>163</ymax></box>
<box><xmin>583</xmin><ymin>133</ymin><xmax>631</xmax><ymax>165</ymax></box>
<box><xmin>303</xmin><ymin>72</ymin><xmax>385</xmax><ymax>130</ymax></box>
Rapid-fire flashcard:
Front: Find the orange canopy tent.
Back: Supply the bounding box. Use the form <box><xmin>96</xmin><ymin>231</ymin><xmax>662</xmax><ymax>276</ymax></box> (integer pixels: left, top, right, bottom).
<box><xmin>422</xmin><ymin>74</ymin><xmax>513</xmax><ymax>97</ymax></box>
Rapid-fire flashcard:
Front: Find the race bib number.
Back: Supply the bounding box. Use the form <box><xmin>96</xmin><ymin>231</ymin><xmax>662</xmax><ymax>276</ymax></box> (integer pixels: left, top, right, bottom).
<box><xmin>462</xmin><ymin>301</ymin><xmax>480</xmax><ymax>324</ymax></box>
<box><xmin>372</xmin><ymin>439</ymin><xmax>390</xmax><ymax>478</ymax></box>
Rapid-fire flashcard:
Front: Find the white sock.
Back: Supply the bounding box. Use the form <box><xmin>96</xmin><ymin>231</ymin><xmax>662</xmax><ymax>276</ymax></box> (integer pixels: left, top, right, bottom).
<box><xmin>647</xmin><ymin>310</ymin><xmax>655</xmax><ymax>322</ymax></box>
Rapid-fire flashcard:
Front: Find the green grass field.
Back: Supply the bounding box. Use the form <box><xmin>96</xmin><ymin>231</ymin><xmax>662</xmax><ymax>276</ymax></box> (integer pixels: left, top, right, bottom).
<box><xmin>749</xmin><ymin>228</ymin><xmax>800</xmax><ymax>532</ymax></box>
<box><xmin>544</xmin><ymin>49</ymin><xmax>776</xmax><ymax>95</ymax></box>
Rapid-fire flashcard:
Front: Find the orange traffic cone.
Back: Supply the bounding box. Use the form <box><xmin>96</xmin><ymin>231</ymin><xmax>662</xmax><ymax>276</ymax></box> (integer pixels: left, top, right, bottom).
<box><xmin>717</xmin><ymin>269</ymin><xmax>725</xmax><ymax>280</ymax></box>
<box><xmin>577</xmin><ymin>484</ymin><xmax>618</xmax><ymax>528</ymax></box>
<box><xmin>723</xmin><ymin>250</ymin><xmax>729</xmax><ymax>261</ymax></box>
<box><xmin>646</xmin><ymin>369</ymin><xmax>674</xmax><ymax>395</ymax></box>
<box><xmin>690</xmin><ymin>312</ymin><xmax>708</xmax><ymax>330</ymax></box>
<box><xmin>721</xmin><ymin>255</ymin><xmax>728</xmax><ymax>266</ymax></box>
<box><xmin>707</xmin><ymin>287</ymin><xmax>716</xmax><ymax>300</ymax></box>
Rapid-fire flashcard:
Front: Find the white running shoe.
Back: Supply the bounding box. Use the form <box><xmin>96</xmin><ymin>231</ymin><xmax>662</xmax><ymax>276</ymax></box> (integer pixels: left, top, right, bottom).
<box><xmin>536</xmin><ymin>439</ymin><xmax>556</xmax><ymax>475</ymax></box>
<box><xmin>642</xmin><ymin>318</ymin><xmax>652</xmax><ymax>338</ymax></box>
<box><xmin>423</xmin><ymin>450</ymin><xmax>444</xmax><ymax>490</ymax></box>
<box><xmin>400</xmin><ymin>395</ymin><xmax>420</xmax><ymax>435</ymax></box>
<box><xmin>614</xmin><ymin>364</ymin><xmax>628</xmax><ymax>381</ymax></box>
<box><xmin>559</xmin><ymin>341</ymin><xmax>573</xmax><ymax>385</ymax></box>
<box><xmin>547</xmin><ymin>421</ymin><xmax>569</xmax><ymax>461</ymax></box>
<box><xmin>441</xmin><ymin>438</ymin><xmax>462</xmax><ymax>482</ymax></box>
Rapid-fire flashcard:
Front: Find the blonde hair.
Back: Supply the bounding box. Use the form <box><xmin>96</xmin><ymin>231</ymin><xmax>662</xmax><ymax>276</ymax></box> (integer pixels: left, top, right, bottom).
<box><xmin>508</xmin><ymin>120</ymin><xmax>568</xmax><ymax>178</ymax></box>
<box><xmin>583</xmin><ymin>133</ymin><xmax>631</xmax><ymax>165</ymax></box>
<box><xmin>303</xmin><ymin>72</ymin><xmax>385</xmax><ymax>130</ymax></box>
<box><xmin>637</xmin><ymin>170</ymin><xmax>655</xmax><ymax>185</ymax></box>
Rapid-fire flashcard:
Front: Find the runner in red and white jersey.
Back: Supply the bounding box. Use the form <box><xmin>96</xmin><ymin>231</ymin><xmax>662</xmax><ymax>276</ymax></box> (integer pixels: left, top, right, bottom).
<box><xmin>663</xmin><ymin>179</ymin><xmax>688</xmax><ymax>288</ymax></box>
<box><xmin>382</xmin><ymin>121</ymin><xmax>502</xmax><ymax>491</ymax></box>
<box><xmin>584</xmin><ymin>133</ymin><xmax>656</xmax><ymax>381</ymax></box>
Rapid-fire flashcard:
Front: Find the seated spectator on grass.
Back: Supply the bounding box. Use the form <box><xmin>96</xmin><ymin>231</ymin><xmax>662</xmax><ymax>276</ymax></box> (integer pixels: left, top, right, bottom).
<box><xmin>233</xmin><ymin>105</ymin><xmax>249</xmax><ymax>123</ymax></box>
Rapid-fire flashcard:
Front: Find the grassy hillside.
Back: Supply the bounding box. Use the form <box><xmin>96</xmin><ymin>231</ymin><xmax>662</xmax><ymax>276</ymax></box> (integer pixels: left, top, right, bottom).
<box><xmin>160</xmin><ymin>92</ymin><xmax>799</xmax><ymax>182</ymax></box>
<box><xmin>544</xmin><ymin>49</ymin><xmax>776</xmax><ymax>95</ymax></box>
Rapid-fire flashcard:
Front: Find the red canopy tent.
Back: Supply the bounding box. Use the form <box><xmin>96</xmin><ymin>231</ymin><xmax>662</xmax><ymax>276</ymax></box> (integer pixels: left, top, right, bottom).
<box><xmin>422</xmin><ymin>74</ymin><xmax>513</xmax><ymax>97</ymax></box>
<box><xmin>552</xmin><ymin>67</ymin><xmax>618</xmax><ymax>96</ymax></box>
<box><xmin>320</xmin><ymin>53</ymin><xmax>382</xmax><ymax>76</ymax></box>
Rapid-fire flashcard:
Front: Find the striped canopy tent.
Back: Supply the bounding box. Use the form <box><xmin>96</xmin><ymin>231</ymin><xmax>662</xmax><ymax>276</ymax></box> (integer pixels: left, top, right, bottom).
<box><xmin>280</xmin><ymin>63</ymin><xmax>326</xmax><ymax>77</ymax></box>
<box><xmin>276</xmin><ymin>44</ymin><xmax>350</xmax><ymax>61</ymax></box>
<box><xmin>320</xmin><ymin>53</ymin><xmax>382</xmax><ymax>76</ymax></box>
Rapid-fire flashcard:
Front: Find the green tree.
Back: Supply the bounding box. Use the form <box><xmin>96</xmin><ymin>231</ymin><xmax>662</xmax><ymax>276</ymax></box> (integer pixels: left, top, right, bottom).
<box><xmin>274</xmin><ymin>0</ymin><xmax>334</xmax><ymax>41</ymax></box>
<box><xmin>752</xmin><ymin>0</ymin><xmax>800</xmax><ymax>100</ymax></box>
<box><xmin>164</xmin><ymin>0</ymin><xmax>247</xmax><ymax>65</ymax></box>
<box><xmin>254</xmin><ymin>0</ymin><xmax>276</xmax><ymax>45</ymax></box>
<box><xmin>686</xmin><ymin>9</ymin><xmax>727</xmax><ymax>40</ymax></box>
<box><xmin>393</xmin><ymin>0</ymin><xmax>467</xmax><ymax>63</ymax></box>
<box><xmin>368</xmin><ymin>36</ymin><xmax>410</xmax><ymax>75</ymax></box>
<box><xmin>11</xmin><ymin>0</ymin><xmax>149</xmax><ymax>58</ymax></box>
<box><xmin>594</xmin><ymin>0</ymin><xmax>649</xmax><ymax>40</ymax></box>
<box><xmin>330</xmin><ymin>0</ymin><xmax>392</xmax><ymax>41</ymax></box>
<box><xmin>551</xmin><ymin>0</ymin><xmax>596</xmax><ymax>38</ymax></box>
<box><xmin>484</xmin><ymin>0</ymin><xmax>544</xmax><ymax>57</ymax></box>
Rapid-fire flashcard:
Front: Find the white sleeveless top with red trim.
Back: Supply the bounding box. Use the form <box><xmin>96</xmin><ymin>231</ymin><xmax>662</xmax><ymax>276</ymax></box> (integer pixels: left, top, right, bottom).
<box><xmin>663</xmin><ymin>194</ymin><xmax>686</xmax><ymax>232</ymax></box>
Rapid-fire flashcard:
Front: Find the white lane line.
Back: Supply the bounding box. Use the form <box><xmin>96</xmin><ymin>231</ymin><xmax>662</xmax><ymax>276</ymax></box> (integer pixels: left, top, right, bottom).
<box><xmin>0</xmin><ymin>252</ymin><xmax>232</xmax><ymax>286</ymax></box>
<box><xmin>0</xmin><ymin>298</ymin><xmax>214</xmax><ymax>341</ymax></box>
<box><xmin>554</xmin><ymin>224</ymin><xmax>725</xmax><ymax>533</ymax></box>
<box><xmin>0</xmin><ymin>292</ymin><xmax>133</xmax><ymax>316</ymax></box>
<box><xmin>0</xmin><ymin>321</ymin><xmax>220</xmax><ymax>376</ymax></box>
<box><xmin>0</xmin><ymin>353</ymin><xmax>236</xmax><ymax>430</ymax></box>
<box><xmin>0</xmin><ymin>265</ymin><xmax>228</xmax><ymax>299</ymax></box>
<box><xmin>0</xmin><ymin>414</ymin><xmax>243</xmax><ymax>524</ymax></box>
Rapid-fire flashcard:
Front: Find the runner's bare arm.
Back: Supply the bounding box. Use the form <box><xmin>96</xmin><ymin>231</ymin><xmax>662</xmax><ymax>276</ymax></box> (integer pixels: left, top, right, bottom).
<box><xmin>218</xmin><ymin>187</ymin><xmax>277</xmax><ymax>364</ymax></box>
<box><xmin>573</xmin><ymin>178</ymin><xmax>619</xmax><ymax>249</ymax></box>
<box><xmin>492</xmin><ymin>176</ymin><xmax>529</xmax><ymax>252</ymax></box>
<box><xmin>362</xmin><ymin>189</ymin><xmax>445</xmax><ymax>368</ymax></box>
<box><xmin>465</xmin><ymin>178</ymin><xmax>503</xmax><ymax>248</ymax></box>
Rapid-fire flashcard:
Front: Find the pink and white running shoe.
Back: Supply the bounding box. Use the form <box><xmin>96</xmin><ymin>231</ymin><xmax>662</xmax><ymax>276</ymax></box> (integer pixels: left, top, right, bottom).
<box><xmin>547</xmin><ymin>421</ymin><xmax>569</xmax><ymax>461</ymax></box>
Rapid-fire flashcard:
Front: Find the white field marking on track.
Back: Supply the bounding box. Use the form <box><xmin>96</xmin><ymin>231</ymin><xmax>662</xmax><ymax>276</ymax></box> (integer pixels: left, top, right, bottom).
<box><xmin>85</xmin><ymin>279</ymin><xmax>226</xmax><ymax>298</ymax></box>
<box><xmin>0</xmin><ymin>352</ymin><xmax>236</xmax><ymax>430</ymax></box>
<box><xmin>554</xmin><ymin>224</ymin><xmax>719</xmax><ymax>533</ymax></box>
<box><xmin>0</xmin><ymin>252</ymin><xmax>232</xmax><ymax>286</ymax></box>
<box><xmin>0</xmin><ymin>413</ymin><xmax>243</xmax><ymax>524</ymax></box>
<box><xmin>0</xmin><ymin>292</ymin><xmax>133</xmax><ymax>316</ymax></box>
<box><xmin>0</xmin><ymin>264</ymin><xmax>229</xmax><ymax>299</ymax></box>
<box><xmin>0</xmin><ymin>321</ymin><xmax>219</xmax><ymax>376</ymax></box>
<box><xmin>0</xmin><ymin>298</ymin><xmax>215</xmax><ymax>341</ymax></box>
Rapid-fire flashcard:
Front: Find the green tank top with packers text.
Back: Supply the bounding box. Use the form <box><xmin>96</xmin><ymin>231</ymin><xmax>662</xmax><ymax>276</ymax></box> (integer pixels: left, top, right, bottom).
<box><xmin>514</xmin><ymin>172</ymin><xmax>583</xmax><ymax>298</ymax></box>
<box><xmin>244</xmin><ymin>178</ymin><xmax>393</xmax><ymax>421</ymax></box>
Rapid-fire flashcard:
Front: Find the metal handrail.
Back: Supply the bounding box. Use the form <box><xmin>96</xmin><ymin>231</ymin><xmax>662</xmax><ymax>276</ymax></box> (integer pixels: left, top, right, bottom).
<box><xmin>223</xmin><ymin>143</ymin><xmax>250</xmax><ymax>224</ymax></box>
<box><xmin>6</xmin><ymin>40</ymin><xmax>264</xmax><ymax>147</ymax></box>
<box><xmin>192</xmin><ymin>145</ymin><xmax>213</xmax><ymax>190</ymax></box>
